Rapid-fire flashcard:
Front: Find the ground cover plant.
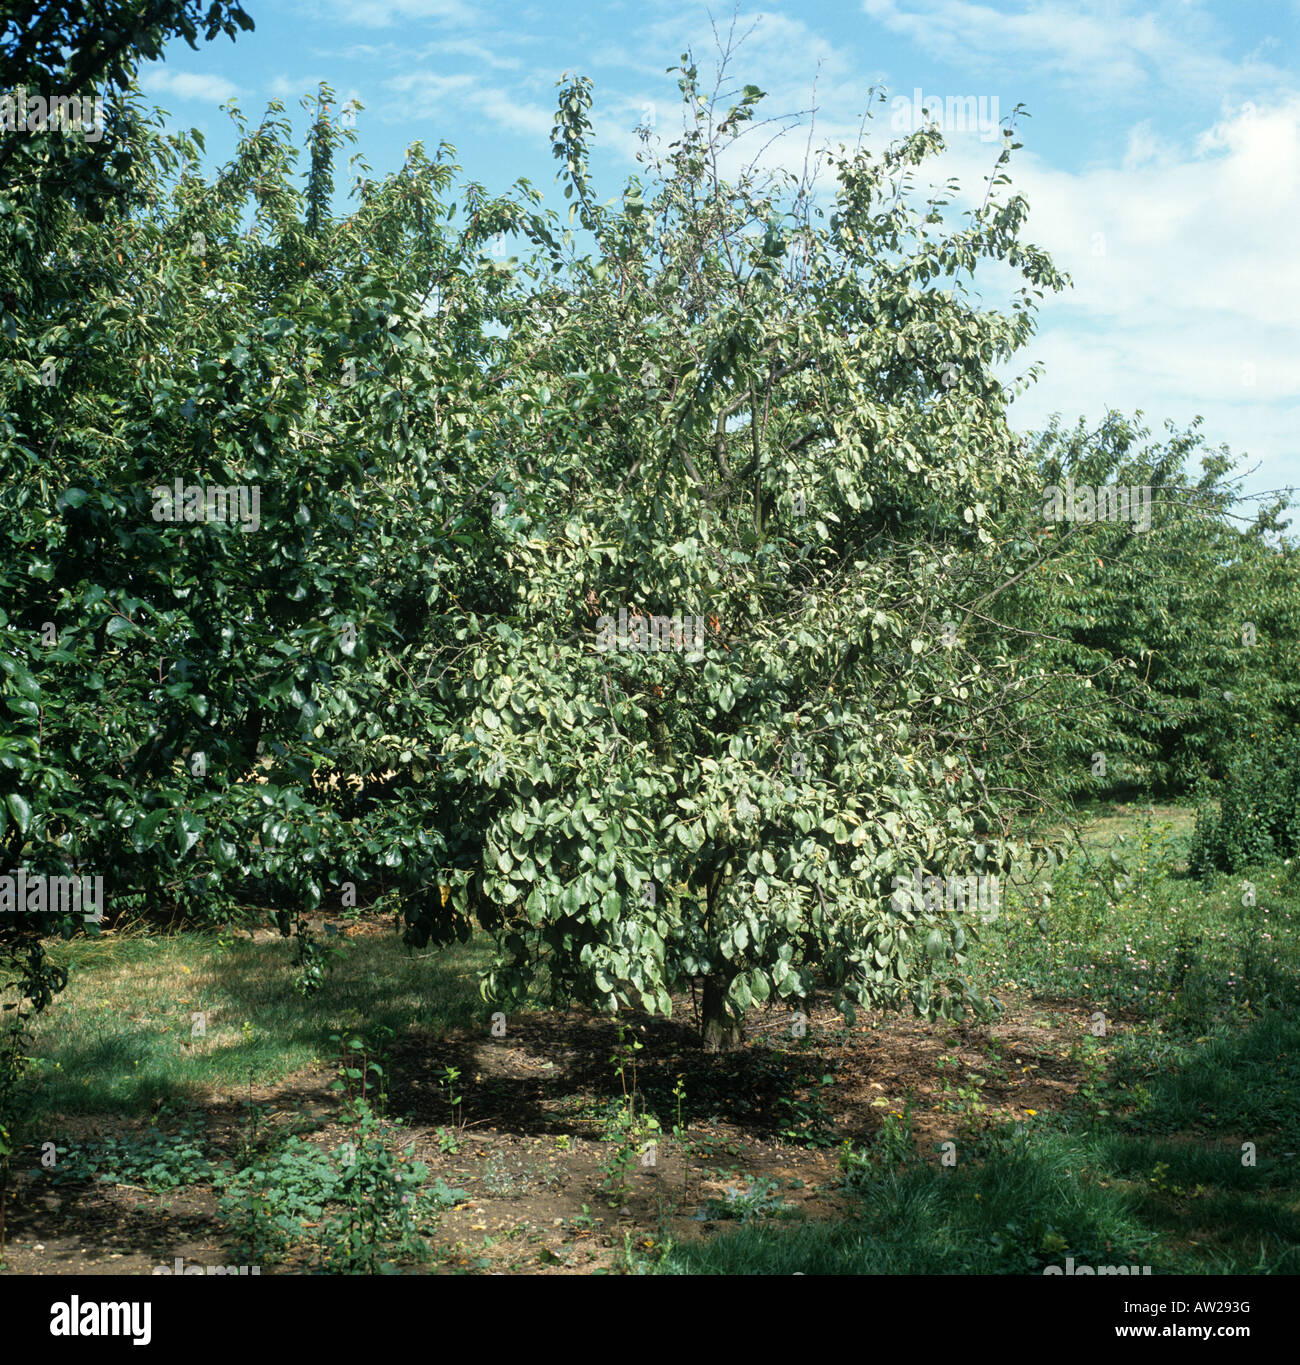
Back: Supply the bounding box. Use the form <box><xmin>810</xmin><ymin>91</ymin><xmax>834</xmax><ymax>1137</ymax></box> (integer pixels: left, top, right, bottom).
<box><xmin>0</xmin><ymin>803</ymin><xmax>1295</xmax><ymax>1274</ymax></box>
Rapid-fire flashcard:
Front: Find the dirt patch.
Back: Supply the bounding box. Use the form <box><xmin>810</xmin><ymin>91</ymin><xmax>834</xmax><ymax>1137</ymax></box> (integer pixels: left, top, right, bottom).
<box><xmin>1</xmin><ymin>990</ymin><xmax>1095</xmax><ymax>1275</ymax></box>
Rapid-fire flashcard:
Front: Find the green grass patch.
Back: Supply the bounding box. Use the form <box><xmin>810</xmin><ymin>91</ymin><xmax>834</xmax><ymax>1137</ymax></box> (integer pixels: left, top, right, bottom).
<box><xmin>20</xmin><ymin>927</ymin><xmax>494</xmax><ymax>1126</ymax></box>
<box><xmin>976</xmin><ymin>810</ymin><xmax>1300</xmax><ymax>1031</ymax></box>
<box><xmin>658</xmin><ymin>1099</ymin><xmax>1299</xmax><ymax>1275</ymax></box>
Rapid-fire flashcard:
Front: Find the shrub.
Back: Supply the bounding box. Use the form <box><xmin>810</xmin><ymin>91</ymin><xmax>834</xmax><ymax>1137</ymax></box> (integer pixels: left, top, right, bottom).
<box><xmin>1189</xmin><ymin>731</ymin><xmax>1300</xmax><ymax>875</ymax></box>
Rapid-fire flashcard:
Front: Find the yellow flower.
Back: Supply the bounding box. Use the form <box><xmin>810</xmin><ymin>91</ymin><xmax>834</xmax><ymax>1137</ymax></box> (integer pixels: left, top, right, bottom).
<box><xmin>1025</xmin><ymin>1108</ymin><xmax>1037</xmax><ymax>1116</ymax></box>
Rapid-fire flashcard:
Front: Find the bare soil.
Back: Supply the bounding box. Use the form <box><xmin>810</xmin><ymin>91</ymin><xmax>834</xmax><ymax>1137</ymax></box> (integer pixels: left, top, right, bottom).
<box><xmin>1</xmin><ymin>984</ymin><xmax>1091</xmax><ymax>1275</ymax></box>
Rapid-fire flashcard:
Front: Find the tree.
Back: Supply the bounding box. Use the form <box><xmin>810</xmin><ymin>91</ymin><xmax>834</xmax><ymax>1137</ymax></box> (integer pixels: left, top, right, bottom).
<box><xmin>396</xmin><ymin>62</ymin><xmax>1072</xmax><ymax>1048</ymax></box>
<box><xmin>1002</xmin><ymin>411</ymin><xmax>1300</xmax><ymax>794</ymax></box>
<box><xmin>0</xmin><ymin>82</ymin><xmax>532</xmax><ymax>962</ymax></box>
<box><xmin>0</xmin><ymin>0</ymin><xmax>255</xmax><ymax>1243</ymax></box>
<box><xmin>0</xmin><ymin>1</ymin><xmax>254</xmax><ymax>296</ymax></box>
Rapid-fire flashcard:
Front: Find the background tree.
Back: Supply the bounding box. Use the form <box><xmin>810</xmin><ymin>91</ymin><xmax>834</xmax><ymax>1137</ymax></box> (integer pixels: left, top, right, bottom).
<box><xmin>0</xmin><ymin>82</ymin><xmax>536</xmax><ymax>969</ymax></box>
<box><xmin>0</xmin><ymin>0</ymin><xmax>253</xmax><ymax>1235</ymax></box>
<box><xmin>1000</xmin><ymin>411</ymin><xmax>1299</xmax><ymax>796</ymax></box>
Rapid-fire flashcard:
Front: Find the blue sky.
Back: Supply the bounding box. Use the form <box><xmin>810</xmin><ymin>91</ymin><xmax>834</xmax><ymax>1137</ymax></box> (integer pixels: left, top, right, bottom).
<box><xmin>140</xmin><ymin>0</ymin><xmax>1298</xmax><ymax>507</ymax></box>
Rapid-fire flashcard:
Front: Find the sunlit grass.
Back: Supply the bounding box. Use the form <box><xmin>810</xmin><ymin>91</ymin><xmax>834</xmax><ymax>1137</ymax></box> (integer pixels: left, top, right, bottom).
<box><xmin>22</xmin><ymin>928</ymin><xmax>494</xmax><ymax>1123</ymax></box>
<box><xmin>654</xmin><ymin>803</ymin><xmax>1300</xmax><ymax>1275</ymax></box>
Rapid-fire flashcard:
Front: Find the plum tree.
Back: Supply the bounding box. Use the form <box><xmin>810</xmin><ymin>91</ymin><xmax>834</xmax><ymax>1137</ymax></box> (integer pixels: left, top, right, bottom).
<box><xmin>395</xmin><ymin>61</ymin><xmax>1073</xmax><ymax>1048</ymax></box>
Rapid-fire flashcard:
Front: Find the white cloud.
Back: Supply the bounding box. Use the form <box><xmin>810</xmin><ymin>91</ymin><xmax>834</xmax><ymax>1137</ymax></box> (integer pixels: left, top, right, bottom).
<box><xmin>388</xmin><ymin>70</ymin><xmax>477</xmax><ymax>101</ymax></box>
<box><xmin>268</xmin><ymin>75</ymin><xmax>326</xmax><ymax>99</ymax></box>
<box><xmin>383</xmin><ymin>69</ymin><xmax>552</xmax><ymax>138</ymax></box>
<box><xmin>310</xmin><ymin>37</ymin><xmax>524</xmax><ymax>70</ymax></box>
<box><xmin>859</xmin><ymin>0</ymin><xmax>1291</xmax><ymax>102</ymax></box>
<box><xmin>138</xmin><ymin>69</ymin><xmax>242</xmax><ymax>103</ymax></box>
<box><xmin>426</xmin><ymin>39</ymin><xmax>524</xmax><ymax>71</ymax></box>
<box><xmin>472</xmin><ymin>89</ymin><xmax>555</xmax><ymax>138</ymax></box>
<box><xmin>999</xmin><ymin>96</ymin><xmax>1300</xmax><ymax>494</ymax></box>
<box><xmin>1007</xmin><ymin>97</ymin><xmax>1300</xmax><ymax>332</ymax></box>
<box><xmin>1121</xmin><ymin>119</ymin><xmax>1177</xmax><ymax>171</ymax></box>
<box><xmin>315</xmin><ymin>0</ymin><xmax>475</xmax><ymax>28</ymax></box>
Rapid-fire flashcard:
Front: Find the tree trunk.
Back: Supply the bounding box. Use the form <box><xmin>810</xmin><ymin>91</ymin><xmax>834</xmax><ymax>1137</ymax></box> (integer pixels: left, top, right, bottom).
<box><xmin>701</xmin><ymin>976</ymin><xmax>743</xmax><ymax>1052</ymax></box>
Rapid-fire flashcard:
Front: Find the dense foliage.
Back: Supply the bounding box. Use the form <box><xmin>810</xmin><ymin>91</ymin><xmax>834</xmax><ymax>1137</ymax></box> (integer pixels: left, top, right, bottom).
<box><xmin>1000</xmin><ymin>411</ymin><xmax>1299</xmax><ymax>795</ymax></box>
<box><xmin>396</xmin><ymin>66</ymin><xmax>1086</xmax><ymax>1047</ymax></box>
<box><xmin>1</xmin><ymin>17</ymin><xmax>1294</xmax><ymax>1058</ymax></box>
<box><xmin>1189</xmin><ymin>730</ymin><xmax>1300</xmax><ymax>876</ymax></box>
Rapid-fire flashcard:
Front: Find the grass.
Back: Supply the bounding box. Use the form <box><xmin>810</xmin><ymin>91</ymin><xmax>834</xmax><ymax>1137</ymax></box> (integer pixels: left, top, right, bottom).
<box><xmin>9</xmin><ymin>799</ymin><xmax>1300</xmax><ymax>1274</ymax></box>
<box><xmin>971</xmin><ymin>807</ymin><xmax>1300</xmax><ymax>1030</ymax></box>
<box><xmin>655</xmin><ymin>1015</ymin><xmax>1300</xmax><ymax>1274</ymax></box>
<box><xmin>652</xmin><ymin>804</ymin><xmax>1300</xmax><ymax>1275</ymax></box>
<box><xmin>20</xmin><ymin>927</ymin><xmax>493</xmax><ymax>1124</ymax></box>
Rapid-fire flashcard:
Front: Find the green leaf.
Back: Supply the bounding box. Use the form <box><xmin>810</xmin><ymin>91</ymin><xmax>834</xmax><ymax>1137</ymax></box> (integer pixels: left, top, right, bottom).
<box><xmin>10</xmin><ymin>666</ymin><xmax>41</xmax><ymax>702</ymax></box>
<box><xmin>4</xmin><ymin>792</ymin><xmax>31</xmax><ymax>835</ymax></box>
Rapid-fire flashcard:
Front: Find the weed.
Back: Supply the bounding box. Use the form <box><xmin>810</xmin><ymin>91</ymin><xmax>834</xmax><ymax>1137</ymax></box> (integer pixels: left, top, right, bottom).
<box><xmin>292</xmin><ymin>916</ymin><xmax>349</xmax><ymax>996</ymax></box>
<box><xmin>218</xmin><ymin>1135</ymin><xmax>343</xmax><ymax>1262</ymax></box>
<box><xmin>1074</xmin><ymin>1034</ymin><xmax>1112</xmax><ymax>1125</ymax></box>
<box><xmin>698</xmin><ymin>1175</ymin><xmax>796</xmax><ymax>1222</ymax></box>
<box><xmin>48</xmin><ymin>1121</ymin><xmax>214</xmax><ymax>1191</ymax></box>
<box><xmin>329</xmin><ymin>1026</ymin><xmax>391</xmax><ymax>1119</ymax></box>
<box><xmin>776</xmin><ymin>1066</ymin><xmax>837</xmax><ymax>1148</ymax></box>
<box><xmin>233</xmin><ymin>1073</ymin><xmax>270</xmax><ymax>1171</ymax></box>
<box><xmin>616</xmin><ymin>1228</ymin><xmax>669</xmax><ymax>1273</ymax></box>
<box><xmin>597</xmin><ymin>1021</ymin><xmax>661</xmax><ymax>1205</ymax></box>
<box><xmin>438</xmin><ymin>1064</ymin><xmax>463</xmax><ymax>1128</ymax></box>
<box><xmin>218</xmin><ymin>1101</ymin><xmax>467</xmax><ymax>1270</ymax></box>
<box><xmin>566</xmin><ymin>1205</ymin><xmax>599</xmax><ymax>1232</ymax></box>
<box><xmin>840</xmin><ymin>1099</ymin><xmax>918</xmax><ymax>1188</ymax></box>
<box><xmin>325</xmin><ymin>1106</ymin><xmax>427</xmax><ymax>1272</ymax></box>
